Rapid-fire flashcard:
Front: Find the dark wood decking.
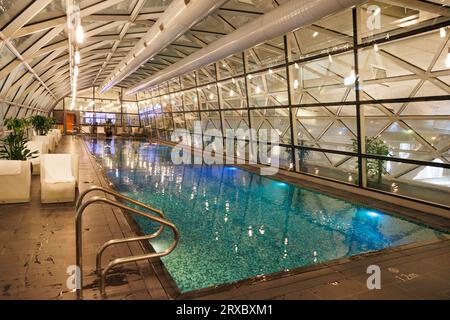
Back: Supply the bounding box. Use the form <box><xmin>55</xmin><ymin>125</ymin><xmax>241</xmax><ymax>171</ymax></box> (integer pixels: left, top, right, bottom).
<box><xmin>0</xmin><ymin>136</ymin><xmax>170</xmax><ymax>300</ymax></box>
<box><xmin>0</xmin><ymin>136</ymin><xmax>449</xmax><ymax>300</ymax></box>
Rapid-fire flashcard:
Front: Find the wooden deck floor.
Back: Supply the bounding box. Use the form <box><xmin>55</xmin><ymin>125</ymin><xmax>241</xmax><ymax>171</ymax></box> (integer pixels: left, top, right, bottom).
<box><xmin>0</xmin><ymin>136</ymin><xmax>449</xmax><ymax>300</ymax></box>
<box><xmin>0</xmin><ymin>135</ymin><xmax>170</xmax><ymax>300</ymax></box>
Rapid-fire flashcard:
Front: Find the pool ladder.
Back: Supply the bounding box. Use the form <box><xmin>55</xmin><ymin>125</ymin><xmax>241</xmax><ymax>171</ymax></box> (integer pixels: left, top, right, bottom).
<box><xmin>75</xmin><ymin>186</ymin><xmax>180</xmax><ymax>299</ymax></box>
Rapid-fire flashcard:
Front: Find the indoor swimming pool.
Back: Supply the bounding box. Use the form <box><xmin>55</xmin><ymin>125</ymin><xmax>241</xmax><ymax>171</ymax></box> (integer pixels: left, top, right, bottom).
<box><xmin>86</xmin><ymin>138</ymin><xmax>448</xmax><ymax>293</ymax></box>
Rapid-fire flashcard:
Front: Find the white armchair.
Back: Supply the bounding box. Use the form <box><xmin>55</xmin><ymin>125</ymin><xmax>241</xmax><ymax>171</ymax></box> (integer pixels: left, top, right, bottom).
<box><xmin>26</xmin><ymin>141</ymin><xmax>45</xmax><ymax>175</ymax></box>
<box><xmin>0</xmin><ymin>160</ymin><xmax>31</xmax><ymax>203</ymax></box>
<box><xmin>33</xmin><ymin>135</ymin><xmax>54</xmax><ymax>153</ymax></box>
<box><xmin>40</xmin><ymin>154</ymin><xmax>79</xmax><ymax>203</ymax></box>
<box><xmin>47</xmin><ymin>131</ymin><xmax>58</xmax><ymax>148</ymax></box>
<box><xmin>50</xmin><ymin>129</ymin><xmax>62</xmax><ymax>143</ymax></box>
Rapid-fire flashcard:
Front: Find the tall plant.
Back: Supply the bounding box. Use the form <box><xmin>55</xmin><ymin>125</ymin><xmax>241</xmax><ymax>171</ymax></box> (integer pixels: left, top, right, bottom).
<box><xmin>298</xmin><ymin>140</ymin><xmax>310</xmax><ymax>172</ymax></box>
<box><xmin>0</xmin><ymin>118</ymin><xmax>37</xmax><ymax>160</ymax></box>
<box><xmin>352</xmin><ymin>137</ymin><xmax>391</xmax><ymax>185</ymax></box>
<box><xmin>30</xmin><ymin>115</ymin><xmax>54</xmax><ymax>135</ymax></box>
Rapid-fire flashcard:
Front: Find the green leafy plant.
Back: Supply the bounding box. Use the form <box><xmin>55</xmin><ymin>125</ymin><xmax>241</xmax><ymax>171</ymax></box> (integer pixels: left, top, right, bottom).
<box><xmin>352</xmin><ymin>137</ymin><xmax>391</xmax><ymax>185</ymax></box>
<box><xmin>104</xmin><ymin>118</ymin><xmax>113</xmax><ymax>137</ymax></box>
<box><xmin>285</xmin><ymin>141</ymin><xmax>310</xmax><ymax>171</ymax></box>
<box><xmin>47</xmin><ymin>117</ymin><xmax>56</xmax><ymax>130</ymax></box>
<box><xmin>29</xmin><ymin>115</ymin><xmax>55</xmax><ymax>135</ymax></box>
<box><xmin>0</xmin><ymin>118</ymin><xmax>38</xmax><ymax>160</ymax></box>
<box><xmin>297</xmin><ymin>140</ymin><xmax>310</xmax><ymax>172</ymax></box>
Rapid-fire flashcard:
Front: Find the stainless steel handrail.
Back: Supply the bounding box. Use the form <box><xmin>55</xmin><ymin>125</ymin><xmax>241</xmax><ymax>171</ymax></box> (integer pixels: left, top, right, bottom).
<box><xmin>77</xmin><ymin>186</ymin><xmax>167</xmax><ymax>269</ymax></box>
<box><xmin>75</xmin><ymin>196</ymin><xmax>179</xmax><ymax>299</ymax></box>
<box><xmin>76</xmin><ymin>186</ymin><xmax>165</xmax><ymax>220</ymax></box>
<box><xmin>96</xmin><ymin>234</ymin><xmax>161</xmax><ymax>276</ymax></box>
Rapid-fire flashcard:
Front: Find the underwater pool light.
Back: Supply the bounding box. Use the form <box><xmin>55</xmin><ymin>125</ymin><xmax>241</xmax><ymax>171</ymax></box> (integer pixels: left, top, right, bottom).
<box><xmin>367</xmin><ymin>211</ymin><xmax>380</xmax><ymax>218</ymax></box>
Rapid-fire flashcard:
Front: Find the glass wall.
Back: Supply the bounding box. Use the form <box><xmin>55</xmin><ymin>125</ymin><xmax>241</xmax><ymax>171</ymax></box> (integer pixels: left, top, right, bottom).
<box><xmin>62</xmin><ymin>87</ymin><xmax>141</xmax><ymax>128</ymax></box>
<box><xmin>138</xmin><ymin>2</ymin><xmax>450</xmax><ymax>208</ymax></box>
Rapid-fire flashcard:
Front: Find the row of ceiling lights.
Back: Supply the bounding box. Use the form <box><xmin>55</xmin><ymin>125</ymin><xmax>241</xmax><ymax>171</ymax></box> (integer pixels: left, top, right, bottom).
<box><xmin>69</xmin><ymin>3</ymin><xmax>84</xmax><ymax>110</ymax></box>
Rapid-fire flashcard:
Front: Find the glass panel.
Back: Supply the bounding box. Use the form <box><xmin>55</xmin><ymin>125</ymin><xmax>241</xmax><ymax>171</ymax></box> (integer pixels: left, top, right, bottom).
<box><xmin>201</xmin><ymin>111</ymin><xmax>221</xmax><ymax>132</ymax></box>
<box><xmin>169</xmin><ymin>92</ymin><xmax>183</xmax><ymax>112</ymax></box>
<box><xmin>198</xmin><ymin>84</ymin><xmax>219</xmax><ymax>110</ymax></box>
<box><xmin>76</xmin><ymin>98</ymin><xmax>94</xmax><ymax>112</ymax></box>
<box><xmin>294</xmin><ymin>106</ymin><xmax>357</xmax><ymax>152</ymax></box>
<box><xmin>181</xmin><ymin>73</ymin><xmax>196</xmax><ymax>89</ymax></box>
<box><xmin>54</xmin><ymin>100</ymin><xmax>64</xmax><ymax>110</ymax></box>
<box><xmin>248</xmin><ymin>67</ymin><xmax>288</xmax><ymax>107</ymax></box>
<box><xmin>123</xmin><ymin>101</ymin><xmax>138</xmax><ymax>113</ymax></box>
<box><xmin>173</xmin><ymin>113</ymin><xmax>185</xmax><ymax>130</ymax></box>
<box><xmin>162</xmin><ymin>114</ymin><xmax>173</xmax><ymax>132</ymax></box>
<box><xmin>246</xmin><ymin>36</ymin><xmax>285</xmax><ymax>72</ymax></box>
<box><xmin>363</xmin><ymin>101</ymin><xmax>450</xmax><ymax>162</ymax></box>
<box><xmin>169</xmin><ymin>77</ymin><xmax>181</xmax><ymax>92</ymax></box>
<box><xmin>159</xmin><ymin>83</ymin><xmax>169</xmax><ymax>96</ymax></box>
<box><xmin>160</xmin><ymin>95</ymin><xmax>172</xmax><ymax>112</ymax></box>
<box><xmin>221</xmin><ymin>109</ymin><xmax>249</xmax><ymax>133</ymax></box>
<box><xmin>288</xmin><ymin>8</ymin><xmax>353</xmax><ymax>60</ymax></box>
<box><xmin>218</xmin><ymin>54</ymin><xmax>244</xmax><ymax>79</ymax></box>
<box><xmin>182</xmin><ymin>89</ymin><xmax>198</xmax><ymax>111</ymax></box>
<box><xmin>185</xmin><ymin>112</ymin><xmax>200</xmax><ymax>133</ymax></box>
<box><xmin>359</xmin><ymin>1</ymin><xmax>448</xmax><ymax>44</ymax></box>
<box><xmin>219</xmin><ymin>77</ymin><xmax>247</xmax><ymax>109</ymax></box>
<box><xmin>290</xmin><ymin>51</ymin><xmax>356</xmax><ymax>105</ymax></box>
<box><xmin>0</xmin><ymin>0</ymin><xmax>33</xmax><ymax>29</ymax></box>
<box><xmin>250</xmin><ymin>108</ymin><xmax>291</xmax><ymax>145</ymax></box>
<box><xmin>366</xmin><ymin>159</ymin><xmax>450</xmax><ymax>206</ymax></box>
<box><xmin>359</xmin><ymin>29</ymin><xmax>450</xmax><ymax>101</ymax></box>
<box><xmin>298</xmin><ymin>149</ymin><xmax>359</xmax><ymax>185</ymax></box>
<box><xmin>0</xmin><ymin>45</ymin><xmax>16</xmax><ymax>70</ymax></box>
<box><xmin>28</xmin><ymin>0</ymin><xmax>65</xmax><ymax>24</ymax></box>
<box><xmin>197</xmin><ymin>63</ymin><xmax>216</xmax><ymax>85</ymax></box>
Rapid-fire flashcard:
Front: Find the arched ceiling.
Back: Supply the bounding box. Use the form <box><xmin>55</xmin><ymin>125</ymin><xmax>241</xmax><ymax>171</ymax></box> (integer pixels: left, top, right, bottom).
<box><xmin>0</xmin><ymin>0</ymin><xmax>449</xmax><ymax>116</ymax></box>
<box><xmin>0</xmin><ymin>0</ymin><xmax>292</xmax><ymax>115</ymax></box>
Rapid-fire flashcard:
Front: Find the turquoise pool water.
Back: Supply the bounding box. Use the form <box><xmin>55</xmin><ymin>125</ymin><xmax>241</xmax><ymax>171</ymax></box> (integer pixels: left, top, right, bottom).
<box><xmin>87</xmin><ymin>138</ymin><xmax>448</xmax><ymax>293</ymax></box>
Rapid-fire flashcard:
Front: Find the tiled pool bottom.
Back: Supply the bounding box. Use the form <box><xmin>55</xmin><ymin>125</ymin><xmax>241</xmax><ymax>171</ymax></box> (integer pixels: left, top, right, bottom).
<box><xmin>86</xmin><ymin>138</ymin><xmax>449</xmax><ymax>293</ymax></box>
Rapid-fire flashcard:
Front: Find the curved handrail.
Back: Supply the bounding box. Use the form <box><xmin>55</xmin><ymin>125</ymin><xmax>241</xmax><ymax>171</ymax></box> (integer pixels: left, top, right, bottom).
<box><xmin>96</xmin><ymin>234</ymin><xmax>161</xmax><ymax>276</ymax></box>
<box><xmin>76</xmin><ymin>186</ymin><xmax>165</xmax><ymax>219</ymax></box>
<box><xmin>75</xmin><ymin>196</ymin><xmax>179</xmax><ymax>299</ymax></box>
<box><xmin>77</xmin><ymin>186</ymin><xmax>166</xmax><ymax>254</ymax></box>
<box><xmin>99</xmin><ymin>230</ymin><xmax>179</xmax><ymax>295</ymax></box>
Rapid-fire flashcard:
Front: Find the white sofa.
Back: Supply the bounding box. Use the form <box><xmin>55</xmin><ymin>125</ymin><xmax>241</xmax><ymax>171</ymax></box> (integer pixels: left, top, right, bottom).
<box><xmin>26</xmin><ymin>141</ymin><xmax>46</xmax><ymax>175</ymax></box>
<box><xmin>33</xmin><ymin>135</ymin><xmax>54</xmax><ymax>153</ymax></box>
<box><xmin>0</xmin><ymin>160</ymin><xmax>31</xmax><ymax>203</ymax></box>
<box><xmin>40</xmin><ymin>154</ymin><xmax>79</xmax><ymax>203</ymax></box>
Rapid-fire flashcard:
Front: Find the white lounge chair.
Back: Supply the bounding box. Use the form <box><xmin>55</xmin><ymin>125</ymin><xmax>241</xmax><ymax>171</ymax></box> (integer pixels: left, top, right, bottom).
<box><xmin>0</xmin><ymin>160</ymin><xmax>31</xmax><ymax>203</ymax></box>
<box><xmin>81</xmin><ymin>125</ymin><xmax>91</xmax><ymax>135</ymax></box>
<box><xmin>33</xmin><ymin>135</ymin><xmax>54</xmax><ymax>153</ymax></box>
<box><xmin>26</xmin><ymin>141</ymin><xmax>45</xmax><ymax>175</ymax></box>
<box><xmin>40</xmin><ymin>154</ymin><xmax>79</xmax><ymax>203</ymax></box>
<box><xmin>47</xmin><ymin>131</ymin><xmax>59</xmax><ymax>147</ymax></box>
<box><xmin>50</xmin><ymin>129</ymin><xmax>62</xmax><ymax>143</ymax></box>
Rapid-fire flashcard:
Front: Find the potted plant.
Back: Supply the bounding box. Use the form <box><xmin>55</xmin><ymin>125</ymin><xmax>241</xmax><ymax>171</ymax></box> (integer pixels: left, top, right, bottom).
<box><xmin>297</xmin><ymin>140</ymin><xmax>310</xmax><ymax>172</ymax></box>
<box><xmin>352</xmin><ymin>137</ymin><xmax>391</xmax><ymax>185</ymax></box>
<box><xmin>104</xmin><ymin>118</ymin><xmax>113</xmax><ymax>138</ymax></box>
<box><xmin>0</xmin><ymin>118</ymin><xmax>38</xmax><ymax>160</ymax></box>
<box><xmin>30</xmin><ymin>115</ymin><xmax>50</xmax><ymax>136</ymax></box>
<box><xmin>46</xmin><ymin>117</ymin><xmax>56</xmax><ymax>131</ymax></box>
